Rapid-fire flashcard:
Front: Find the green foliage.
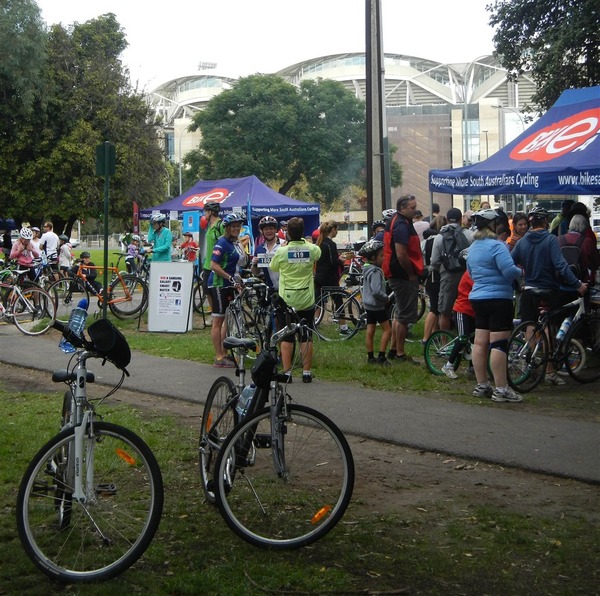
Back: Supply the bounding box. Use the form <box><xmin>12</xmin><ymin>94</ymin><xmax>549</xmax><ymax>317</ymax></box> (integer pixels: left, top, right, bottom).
<box><xmin>0</xmin><ymin>10</ymin><xmax>166</xmax><ymax>235</ymax></box>
<box><xmin>488</xmin><ymin>0</ymin><xmax>600</xmax><ymax>110</ymax></box>
<box><xmin>188</xmin><ymin>74</ymin><xmax>366</xmax><ymax>205</ymax></box>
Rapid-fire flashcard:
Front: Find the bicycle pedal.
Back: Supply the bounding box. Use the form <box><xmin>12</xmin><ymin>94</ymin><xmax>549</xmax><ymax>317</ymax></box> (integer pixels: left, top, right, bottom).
<box><xmin>254</xmin><ymin>434</ymin><xmax>272</xmax><ymax>448</ymax></box>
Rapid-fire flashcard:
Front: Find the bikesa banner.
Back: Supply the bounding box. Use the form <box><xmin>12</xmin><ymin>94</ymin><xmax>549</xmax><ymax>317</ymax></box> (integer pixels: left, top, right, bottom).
<box><xmin>429</xmin><ymin>86</ymin><xmax>600</xmax><ymax>195</ymax></box>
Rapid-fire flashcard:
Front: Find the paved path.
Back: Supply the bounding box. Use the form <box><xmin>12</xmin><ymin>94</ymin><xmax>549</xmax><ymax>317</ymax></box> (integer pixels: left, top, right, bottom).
<box><xmin>1</xmin><ymin>325</ymin><xmax>598</xmax><ymax>484</ymax></box>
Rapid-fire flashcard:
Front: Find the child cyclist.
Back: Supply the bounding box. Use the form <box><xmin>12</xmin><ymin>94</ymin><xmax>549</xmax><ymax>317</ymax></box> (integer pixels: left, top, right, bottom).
<box><xmin>359</xmin><ymin>240</ymin><xmax>391</xmax><ymax>365</ymax></box>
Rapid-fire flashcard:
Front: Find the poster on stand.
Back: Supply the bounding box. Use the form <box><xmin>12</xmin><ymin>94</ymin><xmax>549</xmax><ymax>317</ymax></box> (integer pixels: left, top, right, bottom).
<box><xmin>148</xmin><ymin>261</ymin><xmax>194</xmax><ymax>332</ymax></box>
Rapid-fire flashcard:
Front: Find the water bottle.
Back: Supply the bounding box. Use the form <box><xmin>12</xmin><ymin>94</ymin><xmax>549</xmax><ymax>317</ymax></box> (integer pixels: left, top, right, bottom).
<box><xmin>235</xmin><ymin>383</ymin><xmax>256</xmax><ymax>421</ymax></box>
<box><xmin>556</xmin><ymin>316</ymin><xmax>572</xmax><ymax>342</ymax></box>
<box><xmin>58</xmin><ymin>298</ymin><xmax>89</xmax><ymax>353</ymax></box>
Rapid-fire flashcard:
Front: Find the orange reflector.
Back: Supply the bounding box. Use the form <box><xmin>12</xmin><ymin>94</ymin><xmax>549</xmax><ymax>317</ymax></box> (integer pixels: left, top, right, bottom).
<box><xmin>116</xmin><ymin>448</ymin><xmax>136</xmax><ymax>465</ymax></box>
<box><xmin>206</xmin><ymin>414</ymin><xmax>213</xmax><ymax>431</ymax></box>
<box><xmin>311</xmin><ymin>505</ymin><xmax>332</xmax><ymax>524</ymax></box>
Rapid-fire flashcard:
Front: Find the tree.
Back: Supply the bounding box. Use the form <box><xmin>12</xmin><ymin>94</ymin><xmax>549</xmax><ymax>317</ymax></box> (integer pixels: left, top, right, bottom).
<box><xmin>0</xmin><ymin>11</ymin><xmax>166</xmax><ymax>235</ymax></box>
<box><xmin>187</xmin><ymin>74</ymin><xmax>366</xmax><ymax>205</ymax></box>
<box><xmin>487</xmin><ymin>0</ymin><xmax>600</xmax><ymax>110</ymax></box>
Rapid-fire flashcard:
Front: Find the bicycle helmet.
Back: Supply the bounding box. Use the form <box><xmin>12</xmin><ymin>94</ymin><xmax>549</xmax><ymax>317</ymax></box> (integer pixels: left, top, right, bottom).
<box><xmin>203</xmin><ymin>201</ymin><xmax>220</xmax><ymax>213</ymax></box>
<box><xmin>472</xmin><ymin>209</ymin><xmax>501</xmax><ymax>230</ymax></box>
<box><xmin>358</xmin><ymin>239</ymin><xmax>384</xmax><ymax>258</ymax></box>
<box><xmin>31</xmin><ymin>226</ymin><xmax>40</xmax><ymax>233</ymax></box>
<box><xmin>19</xmin><ymin>227</ymin><xmax>33</xmax><ymax>240</ymax></box>
<box><xmin>258</xmin><ymin>215</ymin><xmax>278</xmax><ymax>229</ymax></box>
<box><xmin>371</xmin><ymin>219</ymin><xmax>385</xmax><ymax>231</ymax></box>
<box><xmin>80</xmin><ymin>251</ymin><xmax>91</xmax><ymax>259</ymax></box>
<box><xmin>131</xmin><ymin>234</ymin><xmax>141</xmax><ymax>241</ymax></box>
<box><xmin>150</xmin><ymin>213</ymin><xmax>166</xmax><ymax>223</ymax></box>
<box><xmin>279</xmin><ymin>220</ymin><xmax>288</xmax><ymax>227</ymax></box>
<box><xmin>58</xmin><ymin>234</ymin><xmax>69</xmax><ymax>242</ymax></box>
<box><xmin>222</xmin><ymin>213</ymin><xmax>245</xmax><ymax>227</ymax></box>
<box><xmin>382</xmin><ymin>209</ymin><xmax>396</xmax><ymax>222</ymax></box>
<box><xmin>527</xmin><ymin>206</ymin><xmax>550</xmax><ymax>222</ymax></box>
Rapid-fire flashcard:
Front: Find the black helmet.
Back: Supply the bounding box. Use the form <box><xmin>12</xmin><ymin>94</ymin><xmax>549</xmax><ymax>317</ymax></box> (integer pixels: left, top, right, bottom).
<box><xmin>80</xmin><ymin>251</ymin><xmax>91</xmax><ymax>259</ymax></box>
<box><xmin>371</xmin><ymin>219</ymin><xmax>385</xmax><ymax>231</ymax></box>
<box><xmin>358</xmin><ymin>239</ymin><xmax>384</xmax><ymax>258</ymax></box>
<box><xmin>204</xmin><ymin>202</ymin><xmax>220</xmax><ymax>213</ymax></box>
<box><xmin>528</xmin><ymin>206</ymin><xmax>549</xmax><ymax>222</ymax></box>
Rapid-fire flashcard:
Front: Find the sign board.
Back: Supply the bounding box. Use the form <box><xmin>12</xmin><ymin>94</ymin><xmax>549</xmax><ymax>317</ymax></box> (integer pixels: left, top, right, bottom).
<box><xmin>148</xmin><ymin>261</ymin><xmax>194</xmax><ymax>332</ymax></box>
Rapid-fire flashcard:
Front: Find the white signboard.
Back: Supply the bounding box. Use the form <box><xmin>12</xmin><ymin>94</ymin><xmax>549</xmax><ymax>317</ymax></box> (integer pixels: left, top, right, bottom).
<box><xmin>148</xmin><ymin>261</ymin><xmax>194</xmax><ymax>332</ymax></box>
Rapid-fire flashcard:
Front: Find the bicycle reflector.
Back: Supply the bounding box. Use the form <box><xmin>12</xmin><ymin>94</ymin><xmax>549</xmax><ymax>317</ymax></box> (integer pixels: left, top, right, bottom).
<box><xmin>88</xmin><ymin>318</ymin><xmax>131</xmax><ymax>369</ymax></box>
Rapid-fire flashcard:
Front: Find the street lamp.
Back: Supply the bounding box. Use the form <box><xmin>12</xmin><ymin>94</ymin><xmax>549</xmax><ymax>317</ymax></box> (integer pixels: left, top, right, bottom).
<box><xmin>491</xmin><ymin>105</ymin><xmax>526</xmax><ymax>146</ymax></box>
<box><xmin>482</xmin><ymin>130</ymin><xmax>489</xmax><ymax>159</ymax></box>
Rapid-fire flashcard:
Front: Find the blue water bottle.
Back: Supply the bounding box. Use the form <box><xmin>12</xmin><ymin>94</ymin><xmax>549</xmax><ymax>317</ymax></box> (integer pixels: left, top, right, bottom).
<box><xmin>58</xmin><ymin>298</ymin><xmax>89</xmax><ymax>353</ymax></box>
<box><xmin>235</xmin><ymin>383</ymin><xmax>256</xmax><ymax>421</ymax></box>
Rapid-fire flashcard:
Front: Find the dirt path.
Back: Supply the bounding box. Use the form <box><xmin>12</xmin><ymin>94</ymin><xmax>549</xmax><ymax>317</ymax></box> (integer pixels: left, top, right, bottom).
<box><xmin>2</xmin><ymin>362</ymin><xmax>598</xmax><ymax>524</ymax></box>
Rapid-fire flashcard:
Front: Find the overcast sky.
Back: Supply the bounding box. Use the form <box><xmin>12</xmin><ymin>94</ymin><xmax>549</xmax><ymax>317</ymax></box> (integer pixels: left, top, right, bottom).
<box><xmin>36</xmin><ymin>0</ymin><xmax>496</xmax><ymax>90</ymax></box>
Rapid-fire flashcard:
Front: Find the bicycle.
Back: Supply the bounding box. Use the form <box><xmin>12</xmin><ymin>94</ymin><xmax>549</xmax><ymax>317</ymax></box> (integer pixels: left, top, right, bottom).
<box><xmin>16</xmin><ymin>318</ymin><xmax>164</xmax><ymax>582</ymax></box>
<box><xmin>199</xmin><ymin>299</ymin><xmax>354</xmax><ymax>549</ymax></box>
<box><xmin>48</xmin><ymin>264</ymin><xmax>149</xmax><ymax>323</ymax></box>
<box><xmin>506</xmin><ymin>290</ymin><xmax>592</xmax><ymax>392</ymax></box>
<box><xmin>0</xmin><ymin>272</ymin><xmax>56</xmax><ymax>335</ymax></box>
<box><xmin>424</xmin><ymin>330</ymin><xmax>475</xmax><ymax>376</ymax></box>
<box><xmin>314</xmin><ymin>284</ymin><xmax>365</xmax><ymax>341</ymax></box>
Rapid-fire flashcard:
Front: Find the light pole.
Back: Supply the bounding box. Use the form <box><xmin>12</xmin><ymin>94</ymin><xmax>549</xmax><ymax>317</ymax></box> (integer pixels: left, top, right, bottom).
<box><xmin>482</xmin><ymin>130</ymin><xmax>489</xmax><ymax>159</ymax></box>
<box><xmin>492</xmin><ymin>105</ymin><xmax>526</xmax><ymax>146</ymax></box>
<box><xmin>178</xmin><ymin>130</ymin><xmax>183</xmax><ymax>196</ymax></box>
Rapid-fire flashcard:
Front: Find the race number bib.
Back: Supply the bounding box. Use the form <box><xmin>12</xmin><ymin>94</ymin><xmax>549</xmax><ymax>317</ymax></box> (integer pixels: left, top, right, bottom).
<box><xmin>287</xmin><ymin>249</ymin><xmax>310</xmax><ymax>264</ymax></box>
<box><xmin>256</xmin><ymin>252</ymin><xmax>274</xmax><ymax>268</ymax></box>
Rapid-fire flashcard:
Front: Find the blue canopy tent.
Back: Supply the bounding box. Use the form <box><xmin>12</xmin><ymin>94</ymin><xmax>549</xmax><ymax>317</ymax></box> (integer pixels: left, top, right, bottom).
<box><xmin>140</xmin><ymin>175</ymin><xmax>320</xmax><ymax>235</ymax></box>
<box><xmin>429</xmin><ymin>86</ymin><xmax>600</xmax><ymax>196</ymax></box>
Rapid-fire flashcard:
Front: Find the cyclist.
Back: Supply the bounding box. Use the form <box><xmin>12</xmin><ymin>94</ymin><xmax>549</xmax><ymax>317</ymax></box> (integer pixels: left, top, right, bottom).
<box><xmin>371</xmin><ymin>220</ymin><xmax>386</xmax><ymax>241</ymax></box>
<box><xmin>147</xmin><ymin>213</ymin><xmax>172</xmax><ymax>262</ymax></box>
<box><xmin>57</xmin><ymin>234</ymin><xmax>73</xmax><ymax>276</ymax></box>
<box><xmin>358</xmin><ymin>240</ymin><xmax>391</xmax><ymax>365</ymax></box>
<box><xmin>467</xmin><ymin>209</ymin><xmax>523</xmax><ymax>402</ymax></box>
<box><xmin>125</xmin><ymin>234</ymin><xmax>142</xmax><ymax>273</ymax></box>
<box><xmin>201</xmin><ymin>202</ymin><xmax>225</xmax><ymax>310</ymax></box>
<box><xmin>40</xmin><ymin>221</ymin><xmax>59</xmax><ymax>271</ymax></box>
<box><xmin>208</xmin><ymin>213</ymin><xmax>250</xmax><ymax>368</ymax></box>
<box><xmin>9</xmin><ymin>227</ymin><xmax>40</xmax><ymax>280</ymax></box>
<box><xmin>179</xmin><ymin>232</ymin><xmax>199</xmax><ymax>262</ymax></box>
<box><xmin>251</xmin><ymin>216</ymin><xmax>281</xmax><ymax>289</ymax></box>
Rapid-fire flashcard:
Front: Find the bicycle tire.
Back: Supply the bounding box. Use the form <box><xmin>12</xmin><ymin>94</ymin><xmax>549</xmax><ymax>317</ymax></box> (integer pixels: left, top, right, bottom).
<box><xmin>314</xmin><ymin>290</ymin><xmax>363</xmax><ymax>341</ymax></box>
<box><xmin>47</xmin><ymin>277</ymin><xmax>90</xmax><ymax>324</ymax></box>
<box><xmin>214</xmin><ymin>404</ymin><xmax>354</xmax><ymax>549</ymax></box>
<box><xmin>565</xmin><ymin>314</ymin><xmax>600</xmax><ymax>383</ymax></box>
<box><xmin>108</xmin><ymin>274</ymin><xmax>148</xmax><ymax>319</ymax></box>
<box><xmin>16</xmin><ymin>421</ymin><xmax>163</xmax><ymax>583</ymax></box>
<box><xmin>424</xmin><ymin>330</ymin><xmax>459</xmax><ymax>375</ymax></box>
<box><xmin>199</xmin><ymin>376</ymin><xmax>238</xmax><ymax>504</ymax></box>
<box><xmin>193</xmin><ymin>280</ymin><xmax>208</xmax><ymax>314</ymax></box>
<box><xmin>507</xmin><ymin>321</ymin><xmax>548</xmax><ymax>392</ymax></box>
<box><xmin>416</xmin><ymin>290</ymin><xmax>427</xmax><ymax>322</ymax></box>
<box><xmin>9</xmin><ymin>286</ymin><xmax>56</xmax><ymax>335</ymax></box>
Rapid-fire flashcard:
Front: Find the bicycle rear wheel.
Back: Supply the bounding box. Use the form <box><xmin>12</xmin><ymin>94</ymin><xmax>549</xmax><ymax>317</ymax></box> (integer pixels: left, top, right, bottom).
<box><xmin>16</xmin><ymin>421</ymin><xmax>163</xmax><ymax>583</ymax></box>
<box><xmin>199</xmin><ymin>376</ymin><xmax>238</xmax><ymax>504</ymax></box>
<box><xmin>315</xmin><ymin>290</ymin><xmax>362</xmax><ymax>341</ymax></box>
<box><xmin>214</xmin><ymin>404</ymin><xmax>354</xmax><ymax>549</ymax></box>
<box><xmin>565</xmin><ymin>315</ymin><xmax>600</xmax><ymax>383</ymax></box>
<box><xmin>507</xmin><ymin>321</ymin><xmax>548</xmax><ymax>392</ymax></box>
<box><xmin>108</xmin><ymin>274</ymin><xmax>148</xmax><ymax>319</ymax></box>
<box><xmin>10</xmin><ymin>286</ymin><xmax>56</xmax><ymax>335</ymax></box>
<box><xmin>424</xmin><ymin>330</ymin><xmax>459</xmax><ymax>375</ymax></box>
<box><xmin>47</xmin><ymin>278</ymin><xmax>90</xmax><ymax>324</ymax></box>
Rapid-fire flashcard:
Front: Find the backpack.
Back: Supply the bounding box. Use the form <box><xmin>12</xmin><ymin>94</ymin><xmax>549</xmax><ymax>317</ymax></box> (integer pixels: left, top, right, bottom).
<box><xmin>559</xmin><ymin>233</ymin><xmax>585</xmax><ymax>279</ymax></box>
<box><xmin>440</xmin><ymin>226</ymin><xmax>470</xmax><ymax>272</ymax></box>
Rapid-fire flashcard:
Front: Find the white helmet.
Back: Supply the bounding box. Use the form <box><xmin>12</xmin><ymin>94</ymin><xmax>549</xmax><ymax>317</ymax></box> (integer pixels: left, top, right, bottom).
<box><xmin>19</xmin><ymin>227</ymin><xmax>33</xmax><ymax>240</ymax></box>
<box><xmin>132</xmin><ymin>234</ymin><xmax>141</xmax><ymax>241</ymax></box>
<box><xmin>150</xmin><ymin>213</ymin><xmax>166</xmax><ymax>223</ymax></box>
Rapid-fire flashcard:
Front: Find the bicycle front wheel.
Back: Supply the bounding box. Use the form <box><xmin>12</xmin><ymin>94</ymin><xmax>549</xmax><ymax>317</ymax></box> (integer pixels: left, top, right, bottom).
<box><xmin>16</xmin><ymin>422</ymin><xmax>163</xmax><ymax>583</ymax></box>
<box><xmin>199</xmin><ymin>376</ymin><xmax>238</xmax><ymax>504</ymax></box>
<box><xmin>424</xmin><ymin>330</ymin><xmax>458</xmax><ymax>375</ymax></box>
<box><xmin>47</xmin><ymin>277</ymin><xmax>90</xmax><ymax>324</ymax></box>
<box><xmin>315</xmin><ymin>290</ymin><xmax>362</xmax><ymax>341</ymax></box>
<box><xmin>507</xmin><ymin>321</ymin><xmax>548</xmax><ymax>392</ymax></box>
<box><xmin>565</xmin><ymin>315</ymin><xmax>600</xmax><ymax>383</ymax></box>
<box><xmin>214</xmin><ymin>404</ymin><xmax>354</xmax><ymax>549</ymax></box>
<box><xmin>9</xmin><ymin>286</ymin><xmax>56</xmax><ymax>335</ymax></box>
<box><xmin>108</xmin><ymin>275</ymin><xmax>148</xmax><ymax>319</ymax></box>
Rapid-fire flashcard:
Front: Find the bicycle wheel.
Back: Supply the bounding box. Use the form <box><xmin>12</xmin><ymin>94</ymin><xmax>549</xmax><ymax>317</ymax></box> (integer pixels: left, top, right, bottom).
<box><xmin>214</xmin><ymin>404</ymin><xmax>354</xmax><ymax>549</ymax></box>
<box><xmin>415</xmin><ymin>289</ymin><xmax>427</xmax><ymax>322</ymax></box>
<box><xmin>314</xmin><ymin>290</ymin><xmax>362</xmax><ymax>341</ymax></box>
<box><xmin>199</xmin><ymin>376</ymin><xmax>238</xmax><ymax>504</ymax></box>
<box><xmin>507</xmin><ymin>321</ymin><xmax>548</xmax><ymax>392</ymax></box>
<box><xmin>108</xmin><ymin>274</ymin><xmax>148</xmax><ymax>319</ymax></box>
<box><xmin>565</xmin><ymin>315</ymin><xmax>600</xmax><ymax>383</ymax></box>
<box><xmin>17</xmin><ymin>421</ymin><xmax>163</xmax><ymax>583</ymax></box>
<box><xmin>9</xmin><ymin>286</ymin><xmax>56</xmax><ymax>335</ymax></box>
<box><xmin>193</xmin><ymin>280</ymin><xmax>208</xmax><ymax>315</ymax></box>
<box><xmin>424</xmin><ymin>330</ymin><xmax>459</xmax><ymax>375</ymax></box>
<box><xmin>48</xmin><ymin>277</ymin><xmax>90</xmax><ymax>324</ymax></box>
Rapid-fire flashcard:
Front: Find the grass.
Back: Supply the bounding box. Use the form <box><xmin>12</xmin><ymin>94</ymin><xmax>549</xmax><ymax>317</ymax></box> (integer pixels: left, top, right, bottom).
<box><xmin>1</xmin><ymin>388</ymin><xmax>598</xmax><ymax>594</ymax></box>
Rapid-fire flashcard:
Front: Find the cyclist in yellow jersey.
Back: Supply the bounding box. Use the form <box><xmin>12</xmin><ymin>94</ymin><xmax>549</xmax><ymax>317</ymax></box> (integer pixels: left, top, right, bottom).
<box><xmin>270</xmin><ymin>217</ymin><xmax>321</xmax><ymax>383</ymax></box>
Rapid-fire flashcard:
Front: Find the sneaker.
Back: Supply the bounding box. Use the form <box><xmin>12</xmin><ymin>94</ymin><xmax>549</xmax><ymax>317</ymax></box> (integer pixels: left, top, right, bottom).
<box><xmin>545</xmin><ymin>372</ymin><xmax>566</xmax><ymax>386</ymax></box>
<box><xmin>339</xmin><ymin>327</ymin><xmax>352</xmax><ymax>336</ymax></box>
<box><xmin>376</xmin><ymin>355</ymin><xmax>391</xmax><ymax>366</ymax></box>
<box><xmin>492</xmin><ymin>386</ymin><xmax>523</xmax><ymax>403</ymax></box>
<box><xmin>472</xmin><ymin>383</ymin><xmax>493</xmax><ymax>398</ymax></box>
<box><xmin>367</xmin><ymin>357</ymin><xmax>378</xmax><ymax>365</ymax></box>
<box><xmin>302</xmin><ymin>372</ymin><xmax>314</xmax><ymax>383</ymax></box>
<box><xmin>396</xmin><ymin>354</ymin><xmax>420</xmax><ymax>365</ymax></box>
<box><xmin>442</xmin><ymin>362</ymin><xmax>458</xmax><ymax>379</ymax></box>
<box><xmin>214</xmin><ymin>357</ymin><xmax>235</xmax><ymax>368</ymax></box>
